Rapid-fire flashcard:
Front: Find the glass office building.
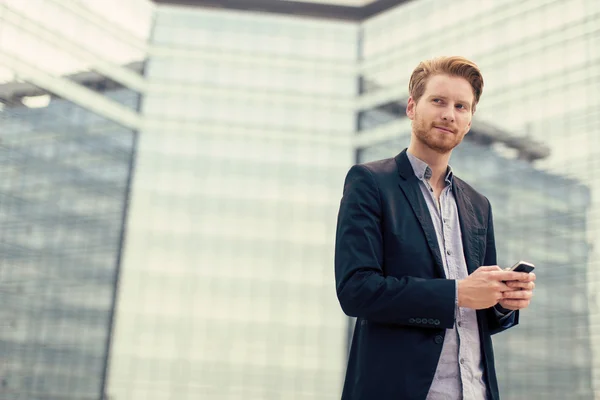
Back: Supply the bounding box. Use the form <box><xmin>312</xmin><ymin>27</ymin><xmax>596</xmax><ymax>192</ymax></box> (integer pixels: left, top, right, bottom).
<box><xmin>0</xmin><ymin>86</ymin><xmax>139</xmax><ymax>399</ymax></box>
<box><xmin>109</xmin><ymin>0</ymin><xmax>600</xmax><ymax>399</ymax></box>
<box><xmin>359</xmin><ymin>0</ymin><xmax>600</xmax><ymax>398</ymax></box>
<box><xmin>359</xmin><ymin>134</ymin><xmax>593</xmax><ymax>399</ymax></box>
<box><xmin>0</xmin><ymin>0</ymin><xmax>151</xmax><ymax>398</ymax></box>
<box><xmin>105</xmin><ymin>4</ymin><xmax>357</xmax><ymax>399</ymax></box>
<box><xmin>2</xmin><ymin>0</ymin><xmax>600</xmax><ymax>399</ymax></box>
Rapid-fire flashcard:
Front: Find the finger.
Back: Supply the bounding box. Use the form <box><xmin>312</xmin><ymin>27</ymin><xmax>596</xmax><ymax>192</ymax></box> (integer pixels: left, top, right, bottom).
<box><xmin>479</xmin><ymin>265</ymin><xmax>502</xmax><ymax>272</ymax></box>
<box><xmin>506</xmin><ymin>281</ymin><xmax>535</xmax><ymax>290</ymax></box>
<box><xmin>503</xmin><ymin>290</ymin><xmax>533</xmax><ymax>300</ymax></box>
<box><xmin>505</xmin><ymin>281</ymin><xmax>524</xmax><ymax>289</ymax></box>
<box><xmin>503</xmin><ymin>290</ymin><xmax>532</xmax><ymax>299</ymax></box>
<box><xmin>500</xmin><ymin>299</ymin><xmax>530</xmax><ymax>309</ymax></box>
<box><xmin>492</xmin><ymin>271</ymin><xmax>532</xmax><ymax>281</ymax></box>
<box><xmin>498</xmin><ymin>282</ymin><xmax>513</xmax><ymax>292</ymax></box>
<box><xmin>512</xmin><ymin>272</ymin><xmax>536</xmax><ymax>282</ymax></box>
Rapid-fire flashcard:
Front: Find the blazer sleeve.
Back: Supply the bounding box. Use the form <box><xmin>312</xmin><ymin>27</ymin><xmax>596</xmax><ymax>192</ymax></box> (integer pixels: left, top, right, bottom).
<box><xmin>483</xmin><ymin>198</ymin><xmax>520</xmax><ymax>335</ymax></box>
<box><xmin>334</xmin><ymin>164</ymin><xmax>456</xmax><ymax>329</ymax></box>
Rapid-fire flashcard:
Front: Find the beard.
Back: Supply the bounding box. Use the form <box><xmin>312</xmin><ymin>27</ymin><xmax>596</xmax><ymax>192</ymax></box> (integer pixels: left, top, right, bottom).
<box><xmin>412</xmin><ymin>112</ymin><xmax>464</xmax><ymax>154</ymax></box>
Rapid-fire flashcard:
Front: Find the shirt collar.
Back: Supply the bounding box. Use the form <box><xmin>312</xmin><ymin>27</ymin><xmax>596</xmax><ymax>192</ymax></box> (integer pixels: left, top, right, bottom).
<box><xmin>406</xmin><ymin>151</ymin><xmax>454</xmax><ymax>185</ymax></box>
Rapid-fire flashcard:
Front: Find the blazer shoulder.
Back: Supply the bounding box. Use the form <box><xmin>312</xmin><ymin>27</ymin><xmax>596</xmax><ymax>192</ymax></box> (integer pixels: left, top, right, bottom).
<box><xmin>454</xmin><ymin>176</ymin><xmax>490</xmax><ymax>209</ymax></box>
<box><xmin>356</xmin><ymin>157</ymin><xmax>398</xmax><ymax>179</ymax></box>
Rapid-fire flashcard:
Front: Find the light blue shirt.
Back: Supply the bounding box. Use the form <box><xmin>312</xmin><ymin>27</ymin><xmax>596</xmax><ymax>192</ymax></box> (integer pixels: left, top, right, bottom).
<box><xmin>407</xmin><ymin>152</ymin><xmax>507</xmax><ymax>400</ymax></box>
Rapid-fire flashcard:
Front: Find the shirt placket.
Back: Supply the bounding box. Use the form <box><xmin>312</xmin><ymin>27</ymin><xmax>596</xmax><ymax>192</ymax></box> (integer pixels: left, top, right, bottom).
<box><xmin>440</xmin><ymin>186</ymin><xmax>469</xmax><ymax>400</ymax></box>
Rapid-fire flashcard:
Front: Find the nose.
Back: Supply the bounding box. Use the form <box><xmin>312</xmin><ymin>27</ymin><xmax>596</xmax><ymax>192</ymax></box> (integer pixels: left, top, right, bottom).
<box><xmin>441</xmin><ymin>107</ymin><xmax>455</xmax><ymax>122</ymax></box>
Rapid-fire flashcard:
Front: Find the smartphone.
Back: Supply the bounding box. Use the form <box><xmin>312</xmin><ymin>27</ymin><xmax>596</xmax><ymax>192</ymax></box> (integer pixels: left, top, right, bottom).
<box><xmin>509</xmin><ymin>260</ymin><xmax>535</xmax><ymax>273</ymax></box>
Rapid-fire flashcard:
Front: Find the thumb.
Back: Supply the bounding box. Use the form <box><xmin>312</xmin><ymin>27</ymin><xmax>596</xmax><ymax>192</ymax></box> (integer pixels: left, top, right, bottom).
<box><xmin>477</xmin><ymin>265</ymin><xmax>502</xmax><ymax>272</ymax></box>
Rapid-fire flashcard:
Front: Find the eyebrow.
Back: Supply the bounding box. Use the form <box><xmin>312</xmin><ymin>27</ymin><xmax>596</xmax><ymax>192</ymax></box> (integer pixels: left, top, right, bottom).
<box><xmin>429</xmin><ymin>95</ymin><xmax>472</xmax><ymax>107</ymax></box>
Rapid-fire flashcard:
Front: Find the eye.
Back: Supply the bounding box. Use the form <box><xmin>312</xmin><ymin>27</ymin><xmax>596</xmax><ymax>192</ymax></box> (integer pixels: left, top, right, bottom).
<box><xmin>433</xmin><ymin>98</ymin><xmax>442</xmax><ymax>103</ymax></box>
<box><xmin>456</xmin><ymin>104</ymin><xmax>465</xmax><ymax>109</ymax></box>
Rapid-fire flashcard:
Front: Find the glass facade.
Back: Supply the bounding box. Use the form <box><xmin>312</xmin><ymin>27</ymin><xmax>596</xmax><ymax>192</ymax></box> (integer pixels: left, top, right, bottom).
<box><xmin>106</xmin><ymin>5</ymin><xmax>357</xmax><ymax>400</ymax></box>
<box><xmin>3</xmin><ymin>0</ymin><xmax>600</xmax><ymax>399</ymax></box>
<box><xmin>0</xmin><ymin>0</ymin><xmax>150</xmax><ymax>398</ymax></box>
<box><xmin>359</xmin><ymin>0</ymin><xmax>600</xmax><ymax>398</ymax></box>
<box><xmin>0</xmin><ymin>86</ymin><xmax>138</xmax><ymax>399</ymax></box>
<box><xmin>359</xmin><ymin>136</ymin><xmax>593</xmax><ymax>399</ymax></box>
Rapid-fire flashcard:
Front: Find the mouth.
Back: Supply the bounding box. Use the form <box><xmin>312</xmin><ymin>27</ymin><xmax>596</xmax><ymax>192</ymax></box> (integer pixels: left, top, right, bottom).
<box><xmin>433</xmin><ymin>126</ymin><xmax>454</xmax><ymax>134</ymax></box>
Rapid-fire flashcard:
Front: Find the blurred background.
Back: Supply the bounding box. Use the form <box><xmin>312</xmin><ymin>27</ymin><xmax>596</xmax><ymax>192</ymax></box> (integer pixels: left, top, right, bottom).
<box><xmin>0</xmin><ymin>0</ymin><xmax>599</xmax><ymax>399</ymax></box>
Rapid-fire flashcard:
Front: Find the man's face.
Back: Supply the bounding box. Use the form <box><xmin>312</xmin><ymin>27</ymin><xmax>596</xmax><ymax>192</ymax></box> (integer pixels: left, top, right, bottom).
<box><xmin>406</xmin><ymin>74</ymin><xmax>474</xmax><ymax>154</ymax></box>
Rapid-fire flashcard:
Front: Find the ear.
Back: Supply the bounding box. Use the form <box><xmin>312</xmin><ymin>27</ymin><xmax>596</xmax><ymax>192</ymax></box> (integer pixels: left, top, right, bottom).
<box><xmin>406</xmin><ymin>96</ymin><xmax>416</xmax><ymax>120</ymax></box>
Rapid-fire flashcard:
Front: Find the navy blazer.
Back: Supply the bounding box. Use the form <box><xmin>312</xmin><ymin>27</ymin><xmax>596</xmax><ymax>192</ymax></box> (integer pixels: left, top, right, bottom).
<box><xmin>335</xmin><ymin>149</ymin><xmax>518</xmax><ymax>400</ymax></box>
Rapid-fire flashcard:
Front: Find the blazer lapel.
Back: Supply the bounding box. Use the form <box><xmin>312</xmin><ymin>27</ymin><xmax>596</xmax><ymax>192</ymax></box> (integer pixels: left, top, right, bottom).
<box><xmin>452</xmin><ymin>179</ymin><xmax>479</xmax><ymax>275</ymax></box>
<box><xmin>395</xmin><ymin>151</ymin><xmax>446</xmax><ymax>278</ymax></box>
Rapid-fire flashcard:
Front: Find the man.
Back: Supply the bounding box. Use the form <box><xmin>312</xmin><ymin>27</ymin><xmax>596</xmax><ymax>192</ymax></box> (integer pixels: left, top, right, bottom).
<box><xmin>334</xmin><ymin>56</ymin><xmax>536</xmax><ymax>400</ymax></box>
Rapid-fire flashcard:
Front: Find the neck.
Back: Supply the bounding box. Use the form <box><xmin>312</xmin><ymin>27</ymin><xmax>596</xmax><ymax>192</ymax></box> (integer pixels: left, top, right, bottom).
<box><xmin>407</xmin><ymin>139</ymin><xmax>451</xmax><ymax>187</ymax></box>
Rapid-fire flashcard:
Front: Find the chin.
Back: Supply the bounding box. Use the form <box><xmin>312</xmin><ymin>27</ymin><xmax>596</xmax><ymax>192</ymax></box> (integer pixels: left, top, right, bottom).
<box><xmin>425</xmin><ymin>140</ymin><xmax>459</xmax><ymax>154</ymax></box>
<box><xmin>414</xmin><ymin>130</ymin><xmax>462</xmax><ymax>153</ymax></box>
<box><xmin>430</xmin><ymin>146</ymin><xmax>454</xmax><ymax>155</ymax></box>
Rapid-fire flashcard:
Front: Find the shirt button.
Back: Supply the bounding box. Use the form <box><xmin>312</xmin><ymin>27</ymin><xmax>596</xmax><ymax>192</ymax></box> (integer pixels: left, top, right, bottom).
<box><xmin>446</xmin><ymin>250</ymin><xmax>451</xmax><ymax>256</ymax></box>
<box><xmin>457</xmin><ymin>321</ymin><xmax>462</xmax><ymax>327</ymax></box>
<box><xmin>460</xmin><ymin>358</ymin><xmax>465</xmax><ymax>364</ymax></box>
